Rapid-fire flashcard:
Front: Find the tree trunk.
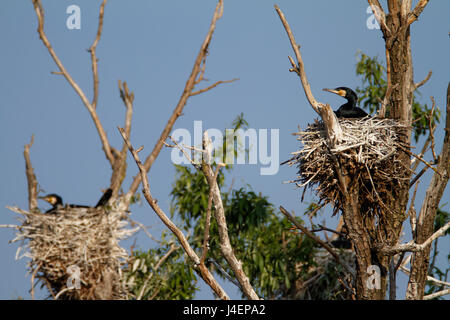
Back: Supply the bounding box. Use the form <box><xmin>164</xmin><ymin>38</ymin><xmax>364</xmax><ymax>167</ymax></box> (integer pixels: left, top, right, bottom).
<box><xmin>347</xmin><ymin>0</ymin><xmax>416</xmax><ymax>299</ymax></box>
<box><xmin>406</xmin><ymin>83</ymin><xmax>450</xmax><ymax>299</ymax></box>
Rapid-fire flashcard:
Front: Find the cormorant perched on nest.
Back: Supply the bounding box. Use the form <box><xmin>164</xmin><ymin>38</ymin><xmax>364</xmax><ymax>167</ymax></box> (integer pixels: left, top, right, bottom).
<box><xmin>39</xmin><ymin>188</ymin><xmax>112</xmax><ymax>213</ymax></box>
<box><xmin>323</xmin><ymin>87</ymin><xmax>369</xmax><ymax>118</ymax></box>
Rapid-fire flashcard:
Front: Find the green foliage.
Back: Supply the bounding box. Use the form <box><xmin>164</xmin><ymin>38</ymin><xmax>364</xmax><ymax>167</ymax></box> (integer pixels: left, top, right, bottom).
<box><xmin>355</xmin><ymin>53</ymin><xmax>387</xmax><ymax>114</ymax></box>
<box><xmin>170</xmin><ymin>162</ymin><xmax>319</xmax><ymax>298</ymax></box>
<box><xmin>123</xmin><ymin>234</ymin><xmax>198</xmax><ymax>300</ymax></box>
<box><xmin>167</xmin><ymin>114</ymin><xmax>322</xmax><ymax>299</ymax></box>
<box><xmin>355</xmin><ymin>52</ymin><xmax>441</xmax><ymax>142</ymax></box>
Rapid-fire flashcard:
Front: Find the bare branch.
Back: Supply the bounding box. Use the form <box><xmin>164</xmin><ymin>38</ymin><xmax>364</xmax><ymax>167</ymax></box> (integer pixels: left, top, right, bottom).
<box><xmin>201</xmin><ymin>132</ymin><xmax>260</xmax><ymax>300</ymax></box>
<box><xmin>118</xmin><ymin>127</ymin><xmax>230</xmax><ymax>300</ymax></box>
<box><xmin>110</xmin><ymin>80</ymin><xmax>134</xmax><ymax>196</ymax></box>
<box><xmin>379</xmin><ymin>83</ymin><xmax>398</xmax><ymax>118</ymax></box>
<box><xmin>367</xmin><ymin>0</ymin><xmax>391</xmax><ymax>36</ymax></box>
<box><xmin>190</xmin><ymin>78</ymin><xmax>239</xmax><ymax>97</ymax></box>
<box><xmin>408</xmin><ymin>180</ymin><xmax>420</xmax><ymax>240</ymax></box>
<box><xmin>377</xmin><ymin>221</ymin><xmax>450</xmax><ymax>255</ymax></box>
<box><xmin>137</xmin><ymin>243</ymin><xmax>178</xmax><ymax>300</ymax></box>
<box><xmin>23</xmin><ymin>135</ymin><xmax>38</xmax><ymax>211</ymax></box>
<box><xmin>279</xmin><ymin>206</ymin><xmax>356</xmax><ymax>278</ymax></box>
<box><xmin>274</xmin><ymin>5</ymin><xmax>343</xmax><ymax>145</ymax></box>
<box><xmin>89</xmin><ymin>0</ymin><xmax>107</xmax><ymax>109</ymax></box>
<box><xmin>411</xmin><ymin>134</ymin><xmax>431</xmax><ymax>172</ymax></box>
<box><xmin>414</xmin><ymin>71</ymin><xmax>432</xmax><ymax>91</ymax></box>
<box><xmin>407</xmin><ymin>0</ymin><xmax>430</xmax><ymax>26</ymax></box>
<box><xmin>201</xmin><ymin>163</ymin><xmax>225</xmax><ymax>264</ymax></box>
<box><xmin>424</xmin><ymin>289</ymin><xmax>450</xmax><ymax>300</ymax></box>
<box><xmin>274</xmin><ymin>5</ymin><xmax>320</xmax><ymax>114</ymax></box>
<box><xmin>31</xmin><ymin>0</ymin><xmax>115</xmax><ymax>165</ymax></box>
<box><xmin>400</xmin><ymin>263</ymin><xmax>450</xmax><ymax>289</ymax></box>
<box><xmin>428</xmin><ymin>96</ymin><xmax>438</xmax><ymax>162</ymax></box>
<box><xmin>398</xmin><ymin>145</ymin><xmax>440</xmax><ymax>176</ymax></box>
<box><xmin>125</xmin><ymin>0</ymin><xmax>227</xmax><ymax>205</ymax></box>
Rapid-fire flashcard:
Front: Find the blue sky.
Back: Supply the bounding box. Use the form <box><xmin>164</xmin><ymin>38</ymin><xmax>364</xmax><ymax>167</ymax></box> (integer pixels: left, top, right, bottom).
<box><xmin>0</xmin><ymin>0</ymin><xmax>448</xmax><ymax>300</ymax></box>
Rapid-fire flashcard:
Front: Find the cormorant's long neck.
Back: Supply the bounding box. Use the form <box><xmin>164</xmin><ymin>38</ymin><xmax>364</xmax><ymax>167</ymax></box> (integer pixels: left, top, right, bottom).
<box><xmin>346</xmin><ymin>94</ymin><xmax>357</xmax><ymax>109</ymax></box>
<box><xmin>341</xmin><ymin>95</ymin><xmax>358</xmax><ymax>110</ymax></box>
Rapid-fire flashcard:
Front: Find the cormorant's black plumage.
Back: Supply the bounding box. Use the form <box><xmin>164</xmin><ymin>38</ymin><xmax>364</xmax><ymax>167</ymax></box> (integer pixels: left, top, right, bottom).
<box><xmin>39</xmin><ymin>188</ymin><xmax>112</xmax><ymax>213</ymax></box>
<box><xmin>95</xmin><ymin>188</ymin><xmax>112</xmax><ymax>208</ymax></box>
<box><xmin>323</xmin><ymin>87</ymin><xmax>369</xmax><ymax>118</ymax></box>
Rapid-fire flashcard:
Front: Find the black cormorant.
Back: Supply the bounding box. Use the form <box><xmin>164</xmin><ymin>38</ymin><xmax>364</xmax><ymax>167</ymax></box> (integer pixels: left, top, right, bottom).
<box><xmin>95</xmin><ymin>188</ymin><xmax>112</xmax><ymax>207</ymax></box>
<box><xmin>39</xmin><ymin>188</ymin><xmax>113</xmax><ymax>213</ymax></box>
<box><xmin>323</xmin><ymin>87</ymin><xmax>369</xmax><ymax>118</ymax></box>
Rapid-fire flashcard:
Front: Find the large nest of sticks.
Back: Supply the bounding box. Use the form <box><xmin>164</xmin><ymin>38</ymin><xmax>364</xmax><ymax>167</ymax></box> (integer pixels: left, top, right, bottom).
<box><xmin>8</xmin><ymin>204</ymin><xmax>138</xmax><ymax>300</ymax></box>
<box><xmin>285</xmin><ymin>117</ymin><xmax>410</xmax><ymax>215</ymax></box>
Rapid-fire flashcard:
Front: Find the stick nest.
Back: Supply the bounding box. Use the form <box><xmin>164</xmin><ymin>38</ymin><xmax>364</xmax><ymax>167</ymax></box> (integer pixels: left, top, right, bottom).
<box><xmin>285</xmin><ymin>117</ymin><xmax>410</xmax><ymax>215</ymax></box>
<box><xmin>7</xmin><ymin>204</ymin><xmax>138</xmax><ymax>300</ymax></box>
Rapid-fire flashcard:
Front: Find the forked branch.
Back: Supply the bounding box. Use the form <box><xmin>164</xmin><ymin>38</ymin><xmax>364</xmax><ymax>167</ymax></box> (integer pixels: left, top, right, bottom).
<box><xmin>31</xmin><ymin>0</ymin><xmax>115</xmax><ymax>166</ymax></box>
<box><xmin>124</xmin><ymin>0</ymin><xmax>235</xmax><ymax>206</ymax></box>
<box><xmin>118</xmin><ymin>127</ymin><xmax>230</xmax><ymax>300</ymax></box>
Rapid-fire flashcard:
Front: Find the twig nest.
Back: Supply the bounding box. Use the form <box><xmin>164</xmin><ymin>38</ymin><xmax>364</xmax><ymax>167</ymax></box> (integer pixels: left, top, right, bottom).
<box><xmin>8</xmin><ymin>204</ymin><xmax>138</xmax><ymax>299</ymax></box>
<box><xmin>285</xmin><ymin>117</ymin><xmax>410</xmax><ymax>215</ymax></box>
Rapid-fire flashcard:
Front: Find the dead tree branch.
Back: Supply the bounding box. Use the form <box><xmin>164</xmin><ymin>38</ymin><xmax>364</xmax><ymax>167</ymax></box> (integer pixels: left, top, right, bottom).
<box><xmin>118</xmin><ymin>127</ymin><xmax>230</xmax><ymax>300</ymax></box>
<box><xmin>200</xmin><ymin>132</ymin><xmax>260</xmax><ymax>300</ymax></box>
<box><xmin>377</xmin><ymin>221</ymin><xmax>450</xmax><ymax>255</ymax></box>
<box><xmin>24</xmin><ymin>135</ymin><xmax>38</xmax><ymax>211</ymax></box>
<box><xmin>89</xmin><ymin>0</ymin><xmax>107</xmax><ymax>109</ymax></box>
<box><xmin>423</xmin><ymin>289</ymin><xmax>450</xmax><ymax>300</ymax></box>
<box><xmin>279</xmin><ymin>206</ymin><xmax>355</xmax><ymax>278</ymax></box>
<box><xmin>414</xmin><ymin>71</ymin><xmax>432</xmax><ymax>91</ymax></box>
<box><xmin>274</xmin><ymin>4</ymin><xmax>342</xmax><ymax>146</ymax></box>
<box><xmin>137</xmin><ymin>243</ymin><xmax>178</xmax><ymax>300</ymax></box>
<box><xmin>31</xmin><ymin>0</ymin><xmax>115</xmax><ymax>165</ymax></box>
<box><xmin>407</xmin><ymin>0</ymin><xmax>430</xmax><ymax>26</ymax></box>
<box><xmin>367</xmin><ymin>0</ymin><xmax>391</xmax><ymax>37</ymax></box>
<box><xmin>406</xmin><ymin>82</ymin><xmax>450</xmax><ymax>299</ymax></box>
<box><xmin>124</xmin><ymin>0</ymin><xmax>233</xmax><ymax>206</ymax></box>
<box><xmin>201</xmin><ymin>163</ymin><xmax>225</xmax><ymax>264</ymax></box>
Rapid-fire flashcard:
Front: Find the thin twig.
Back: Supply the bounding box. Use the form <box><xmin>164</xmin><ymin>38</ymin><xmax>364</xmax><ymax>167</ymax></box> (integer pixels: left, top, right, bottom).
<box><xmin>137</xmin><ymin>243</ymin><xmax>177</xmax><ymax>300</ymax></box>
<box><xmin>190</xmin><ymin>78</ymin><xmax>239</xmax><ymax>97</ymax></box>
<box><xmin>407</xmin><ymin>0</ymin><xmax>430</xmax><ymax>26</ymax></box>
<box><xmin>24</xmin><ymin>135</ymin><xmax>38</xmax><ymax>211</ymax></box>
<box><xmin>423</xmin><ymin>289</ymin><xmax>450</xmax><ymax>300</ymax></box>
<box><xmin>279</xmin><ymin>206</ymin><xmax>355</xmax><ymax>278</ymax></box>
<box><xmin>31</xmin><ymin>0</ymin><xmax>115</xmax><ymax>165</ymax></box>
<box><xmin>367</xmin><ymin>0</ymin><xmax>391</xmax><ymax>37</ymax></box>
<box><xmin>89</xmin><ymin>0</ymin><xmax>107</xmax><ymax>109</ymax></box>
<box><xmin>428</xmin><ymin>97</ymin><xmax>438</xmax><ymax>162</ymax></box>
<box><xmin>125</xmin><ymin>0</ymin><xmax>228</xmax><ymax>205</ymax></box>
<box><xmin>414</xmin><ymin>71</ymin><xmax>432</xmax><ymax>91</ymax></box>
<box><xmin>377</xmin><ymin>221</ymin><xmax>450</xmax><ymax>255</ymax></box>
<box><xmin>398</xmin><ymin>145</ymin><xmax>440</xmax><ymax>176</ymax></box>
<box><xmin>118</xmin><ymin>126</ymin><xmax>230</xmax><ymax>300</ymax></box>
<box><xmin>200</xmin><ymin>132</ymin><xmax>260</xmax><ymax>300</ymax></box>
<box><xmin>274</xmin><ymin>5</ymin><xmax>320</xmax><ymax>114</ymax></box>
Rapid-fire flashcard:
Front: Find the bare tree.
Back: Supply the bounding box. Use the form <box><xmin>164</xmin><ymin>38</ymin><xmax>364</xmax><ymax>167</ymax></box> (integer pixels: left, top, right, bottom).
<box><xmin>276</xmin><ymin>1</ymin><xmax>449</xmax><ymax>300</ymax></box>
<box><xmin>20</xmin><ymin>0</ymin><xmax>252</xmax><ymax>300</ymax></box>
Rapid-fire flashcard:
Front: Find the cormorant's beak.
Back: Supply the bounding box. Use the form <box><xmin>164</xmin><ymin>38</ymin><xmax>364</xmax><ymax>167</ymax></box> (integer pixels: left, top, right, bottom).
<box><xmin>38</xmin><ymin>195</ymin><xmax>53</xmax><ymax>204</ymax></box>
<box><xmin>323</xmin><ymin>88</ymin><xmax>346</xmax><ymax>97</ymax></box>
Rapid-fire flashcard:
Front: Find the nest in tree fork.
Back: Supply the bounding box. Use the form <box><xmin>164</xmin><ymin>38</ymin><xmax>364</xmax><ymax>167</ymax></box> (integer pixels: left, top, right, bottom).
<box><xmin>285</xmin><ymin>117</ymin><xmax>410</xmax><ymax>216</ymax></box>
<box><xmin>7</xmin><ymin>204</ymin><xmax>138</xmax><ymax>300</ymax></box>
